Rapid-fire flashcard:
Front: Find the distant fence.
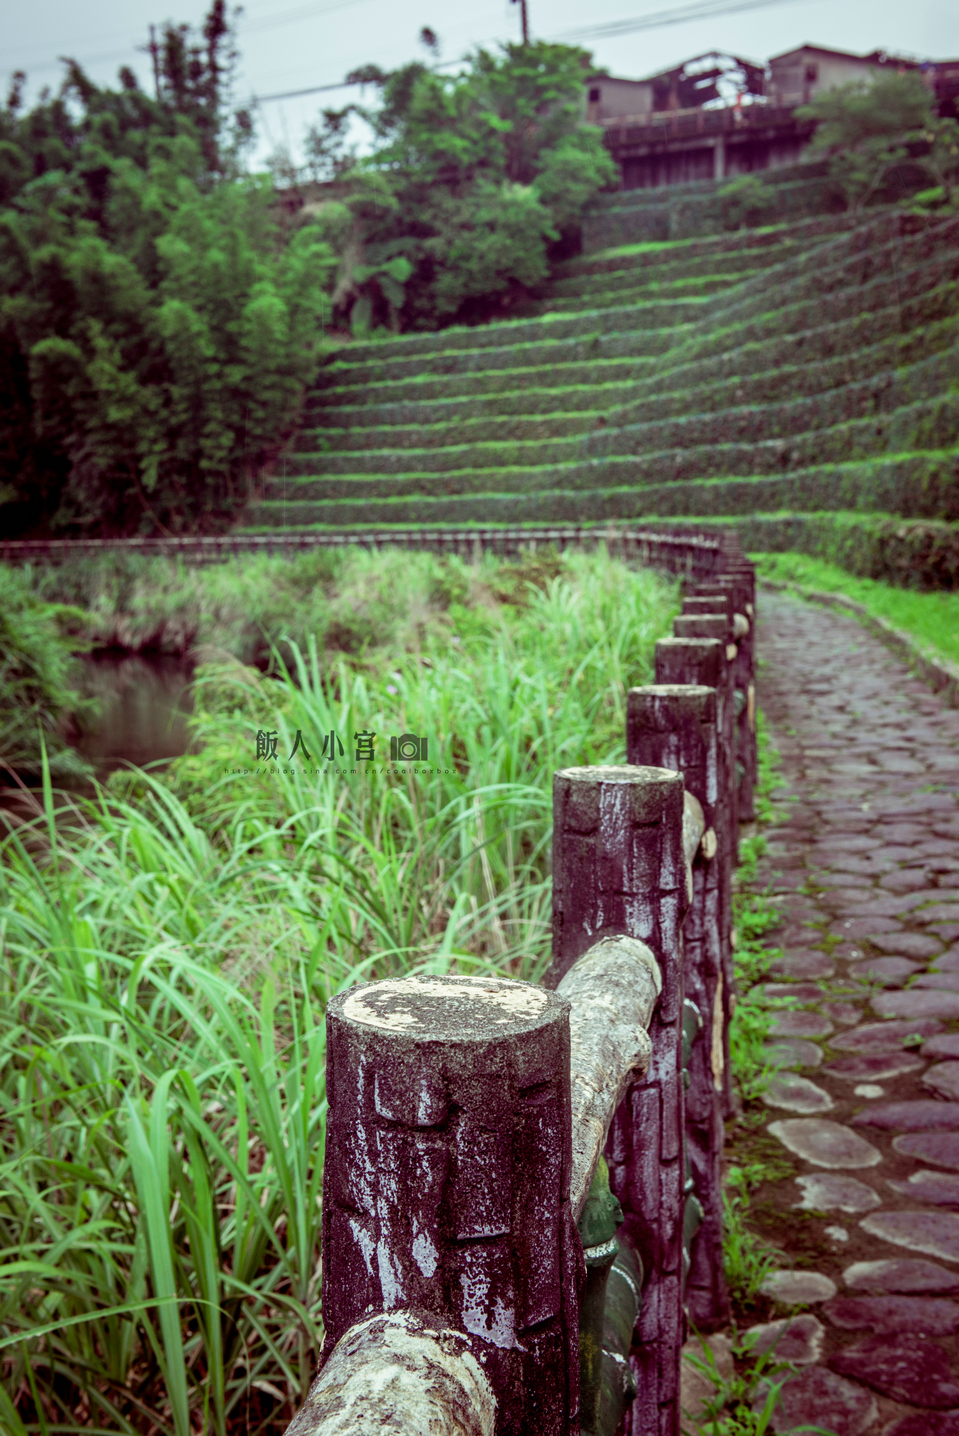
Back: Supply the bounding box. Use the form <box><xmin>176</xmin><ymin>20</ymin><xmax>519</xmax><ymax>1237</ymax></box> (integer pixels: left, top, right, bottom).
<box><xmin>0</xmin><ymin>524</ymin><xmax>732</xmax><ymax>580</ymax></box>
<box><xmin>280</xmin><ymin>540</ymin><xmax>756</xmax><ymax>1436</ymax></box>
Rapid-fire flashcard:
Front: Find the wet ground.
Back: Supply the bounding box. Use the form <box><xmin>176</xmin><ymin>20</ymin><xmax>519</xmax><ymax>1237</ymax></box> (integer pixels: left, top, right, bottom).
<box><xmin>733</xmin><ymin>590</ymin><xmax>959</xmax><ymax>1435</ymax></box>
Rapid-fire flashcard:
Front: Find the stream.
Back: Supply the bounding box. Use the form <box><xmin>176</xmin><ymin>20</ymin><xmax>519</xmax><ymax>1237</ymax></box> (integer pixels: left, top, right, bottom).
<box><xmin>72</xmin><ymin>649</ymin><xmax>196</xmax><ymax>780</ymax></box>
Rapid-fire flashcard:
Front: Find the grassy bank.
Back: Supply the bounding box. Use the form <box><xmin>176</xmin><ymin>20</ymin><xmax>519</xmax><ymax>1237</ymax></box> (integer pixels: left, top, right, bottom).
<box><xmin>24</xmin><ymin>546</ymin><xmax>467</xmax><ymax>667</ymax></box>
<box><xmin>752</xmin><ymin>551</ymin><xmax>959</xmax><ymax>669</ymax></box>
<box><xmin>0</xmin><ymin>545</ymin><xmax>678</xmax><ymax>1436</ymax></box>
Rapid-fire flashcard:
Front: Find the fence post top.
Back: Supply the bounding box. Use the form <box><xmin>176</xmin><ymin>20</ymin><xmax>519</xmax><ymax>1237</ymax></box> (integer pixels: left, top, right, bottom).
<box><xmin>656</xmin><ymin>635</ymin><xmax>723</xmax><ymax>652</ymax></box>
<box><xmin>554</xmin><ymin>764</ymin><xmax>684</xmax><ymax>790</ymax></box>
<box><xmin>629</xmin><ymin>683</ymin><xmax>716</xmax><ymax>703</ymax></box>
<box><xmin>334</xmin><ymin>973</ymin><xmax>569</xmax><ymax>1042</ymax></box>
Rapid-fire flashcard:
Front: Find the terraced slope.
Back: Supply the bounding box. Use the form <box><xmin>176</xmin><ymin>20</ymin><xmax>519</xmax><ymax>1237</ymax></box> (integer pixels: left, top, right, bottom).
<box><xmin>241</xmin><ymin>208</ymin><xmax>959</xmax><ymax>555</ymax></box>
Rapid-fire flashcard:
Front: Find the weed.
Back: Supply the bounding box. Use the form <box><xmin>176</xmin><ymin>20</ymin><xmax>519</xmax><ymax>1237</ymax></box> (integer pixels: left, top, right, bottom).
<box><xmin>729</xmin><ymin>1003</ymin><xmax>782</xmax><ymax>1107</ymax></box>
<box><xmin>728</xmin><ymin>710</ymin><xmax>788</xmax><ymax>1104</ymax></box>
<box><xmin>722</xmin><ymin>1168</ymin><xmax>788</xmax><ymax>1315</ymax></box>
<box><xmin>682</xmin><ymin>1327</ymin><xmax>836</xmax><ymax>1435</ymax></box>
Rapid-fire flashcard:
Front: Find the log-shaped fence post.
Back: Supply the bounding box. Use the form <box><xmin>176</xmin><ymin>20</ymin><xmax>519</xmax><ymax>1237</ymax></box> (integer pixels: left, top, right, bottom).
<box><xmin>547</xmin><ymin>765</ymin><xmax>687</xmax><ymax>1436</ymax></box>
<box><xmin>681</xmin><ymin>594</ymin><xmax>732</xmax><ymax>624</ymax></box>
<box><xmin>690</xmin><ymin>567</ymin><xmax>757</xmax><ymax>822</ymax></box>
<box><xmin>319</xmin><ymin>974</ymin><xmax>581</xmax><ymax>1436</ymax></box>
<box><xmin>625</xmin><ymin>686</ymin><xmax>730</xmax><ymax>1331</ymax></box>
<box><xmin>653</xmin><ymin>638</ymin><xmax>735</xmax><ymax>1127</ymax></box>
<box><xmin>671</xmin><ymin>612</ymin><xmax>738</xmax><ymax>831</ymax></box>
<box><xmin>656</xmin><ymin>634</ymin><xmax>736</xmax><ymax>862</ymax></box>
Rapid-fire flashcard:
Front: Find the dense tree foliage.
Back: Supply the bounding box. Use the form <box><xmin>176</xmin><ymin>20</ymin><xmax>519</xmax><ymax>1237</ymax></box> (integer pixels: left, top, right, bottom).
<box><xmin>1</xmin><ymin>19</ymin><xmax>614</xmax><ymax>536</ymax></box>
<box><xmin>302</xmin><ymin>41</ymin><xmax>618</xmax><ymax>332</ymax></box>
<box><xmin>799</xmin><ymin>70</ymin><xmax>959</xmax><ymax>211</ymax></box>
<box><xmin>0</xmin><ymin>4</ymin><xmax>334</xmax><ymax>537</ymax></box>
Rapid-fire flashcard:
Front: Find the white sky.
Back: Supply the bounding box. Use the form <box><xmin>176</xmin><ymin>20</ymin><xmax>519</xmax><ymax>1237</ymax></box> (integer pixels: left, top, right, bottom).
<box><xmin>5</xmin><ymin>0</ymin><xmax>959</xmax><ymax>170</ymax></box>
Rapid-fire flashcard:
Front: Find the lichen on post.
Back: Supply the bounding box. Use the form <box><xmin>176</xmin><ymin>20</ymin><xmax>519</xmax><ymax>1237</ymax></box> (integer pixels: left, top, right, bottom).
<box><xmin>318</xmin><ymin>973</ymin><xmax>581</xmax><ymax>1436</ymax></box>
<box><xmin>555</xmin><ymin>934</ymin><xmax>662</xmax><ymax>1222</ymax></box>
<box><xmin>284</xmin><ymin>1310</ymin><xmax>496</xmax><ymax>1436</ymax></box>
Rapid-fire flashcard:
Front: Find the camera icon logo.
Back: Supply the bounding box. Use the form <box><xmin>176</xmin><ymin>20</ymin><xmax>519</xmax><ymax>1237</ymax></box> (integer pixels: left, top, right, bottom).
<box><xmin>390</xmin><ymin>733</ymin><xmax>429</xmax><ymax>761</ymax></box>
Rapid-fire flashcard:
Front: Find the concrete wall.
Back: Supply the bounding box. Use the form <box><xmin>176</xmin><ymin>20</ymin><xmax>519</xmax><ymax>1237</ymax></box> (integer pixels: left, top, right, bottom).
<box><xmin>586</xmin><ymin>76</ymin><xmax>655</xmax><ymax>124</ymax></box>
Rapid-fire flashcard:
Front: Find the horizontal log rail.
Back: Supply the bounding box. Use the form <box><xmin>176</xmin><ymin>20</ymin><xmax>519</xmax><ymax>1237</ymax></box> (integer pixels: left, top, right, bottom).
<box><xmin>0</xmin><ymin>523</ymin><xmax>734</xmax><ymax>580</ymax></box>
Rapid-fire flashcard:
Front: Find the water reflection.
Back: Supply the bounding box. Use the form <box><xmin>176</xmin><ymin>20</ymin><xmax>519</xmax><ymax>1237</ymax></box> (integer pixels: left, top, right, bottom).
<box><xmin>73</xmin><ymin>650</ymin><xmax>196</xmax><ymax>778</ymax></box>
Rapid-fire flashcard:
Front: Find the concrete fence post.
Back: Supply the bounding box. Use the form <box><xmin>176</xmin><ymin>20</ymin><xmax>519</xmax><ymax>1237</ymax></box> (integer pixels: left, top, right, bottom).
<box><xmin>681</xmin><ymin>595</ymin><xmax>732</xmax><ymax>623</ymax></box>
<box><xmin>657</xmin><ymin>634</ymin><xmax>736</xmax><ymax>857</ymax></box>
<box><xmin>546</xmin><ymin>765</ymin><xmax>687</xmax><ymax>1436</ymax></box>
<box><xmin>625</xmin><ymin>686</ymin><xmax>730</xmax><ymax>1330</ymax></box>
<box><xmin>691</xmin><ymin>567</ymin><xmax>757</xmax><ymax>821</ymax></box>
<box><xmin>653</xmin><ymin>637</ymin><xmax>736</xmax><ymax>1126</ymax></box>
<box><xmin>671</xmin><ymin>613</ymin><xmax>738</xmax><ymax>833</ymax></box>
<box><xmin>319</xmin><ymin>973</ymin><xmax>582</xmax><ymax>1436</ymax></box>
<box><xmin>727</xmin><ymin>565</ymin><xmax>757</xmax><ymax>822</ymax></box>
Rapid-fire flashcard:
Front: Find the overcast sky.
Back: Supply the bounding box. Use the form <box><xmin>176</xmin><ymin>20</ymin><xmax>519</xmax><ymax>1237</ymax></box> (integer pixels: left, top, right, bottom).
<box><xmin>6</xmin><ymin>0</ymin><xmax>959</xmax><ymax>169</ymax></box>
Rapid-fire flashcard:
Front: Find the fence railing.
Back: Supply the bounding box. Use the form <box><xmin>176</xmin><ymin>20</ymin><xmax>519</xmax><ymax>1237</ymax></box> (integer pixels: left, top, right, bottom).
<box><xmin>281</xmin><ymin>538</ymin><xmax>756</xmax><ymax>1436</ymax></box>
<box><xmin>0</xmin><ymin>524</ymin><xmax>732</xmax><ymax>580</ymax></box>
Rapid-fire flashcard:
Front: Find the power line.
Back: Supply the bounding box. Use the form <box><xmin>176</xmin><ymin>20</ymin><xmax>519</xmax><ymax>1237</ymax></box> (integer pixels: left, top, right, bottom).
<box><xmin>556</xmin><ymin>0</ymin><xmax>815</xmax><ymax>43</ymax></box>
<box><xmin>252</xmin><ymin>56</ymin><xmax>470</xmax><ymax>104</ymax></box>
<box><xmin>253</xmin><ymin>79</ymin><xmax>360</xmax><ymax>102</ymax></box>
<box><xmin>242</xmin><ymin>0</ymin><xmax>375</xmax><ymax>37</ymax></box>
<box><xmin>7</xmin><ymin>0</ymin><xmax>375</xmax><ymax>82</ymax></box>
<box><xmin>10</xmin><ymin>0</ymin><xmax>815</xmax><ymax>100</ymax></box>
<box><xmin>12</xmin><ymin>47</ymin><xmax>146</xmax><ymax>78</ymax></box>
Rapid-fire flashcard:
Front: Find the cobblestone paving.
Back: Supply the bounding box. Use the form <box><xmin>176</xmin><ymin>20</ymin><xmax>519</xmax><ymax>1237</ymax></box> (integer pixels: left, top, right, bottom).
<box><xmin>746</xmin><ymin>591</ymin><xmax>959</xmax><ymax>1436</ymax></box>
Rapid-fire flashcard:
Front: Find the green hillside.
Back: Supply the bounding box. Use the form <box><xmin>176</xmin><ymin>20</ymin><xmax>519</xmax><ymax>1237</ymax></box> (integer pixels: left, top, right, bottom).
<box><xmin>238</xmin><ymin>178</ymin><xmax>959</xmax><ymax>584</ymax></box>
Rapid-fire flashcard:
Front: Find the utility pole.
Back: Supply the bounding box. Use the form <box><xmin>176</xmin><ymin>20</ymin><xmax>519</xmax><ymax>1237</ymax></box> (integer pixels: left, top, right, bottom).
<box><xmin>511</xmin><ymin>0</ymin><xmax>529</xmax><ymax>44</ymax></box>
<box><xmin>149</xmin><ymin>24</ymin><xmax>161</xmax><ymax>100</ymax></box>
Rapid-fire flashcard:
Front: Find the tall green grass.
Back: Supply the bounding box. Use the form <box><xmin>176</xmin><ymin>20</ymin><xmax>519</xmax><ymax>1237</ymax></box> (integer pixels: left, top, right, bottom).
<box><xmin>0</xmin><ymin>545</ymin><xmax>678</xmax><ymax>1434</ymax></box>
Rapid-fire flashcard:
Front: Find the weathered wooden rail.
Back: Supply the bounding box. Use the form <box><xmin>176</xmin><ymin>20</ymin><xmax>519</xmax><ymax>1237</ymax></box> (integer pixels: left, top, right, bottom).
<box><xmin>0</xmin><ymin>523</ymin><xmax>733</xmax><ymax>580</ymax></box>
<box><xmin>277</xmin><ymin>539</ymin><xmax>756</xmax><ymax>1436</ymax></box>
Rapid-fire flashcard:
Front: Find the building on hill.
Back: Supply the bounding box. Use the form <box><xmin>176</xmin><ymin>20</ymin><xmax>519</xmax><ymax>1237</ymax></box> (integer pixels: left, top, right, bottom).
<box><xmin>599</xmin><ymin>43</ymin><xmax>959</xmax><ymax>190</ymax></box>
<box><xmin>767</xmin><ymin>44</ymin><xmax>918</xmax><ymax>108</ymax></box>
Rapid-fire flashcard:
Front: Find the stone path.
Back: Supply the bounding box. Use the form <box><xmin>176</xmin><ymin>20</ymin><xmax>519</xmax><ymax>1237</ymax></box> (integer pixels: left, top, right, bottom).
<box><xmin>732</xmin><ymin>591</ymin><xmax>959</xmax><ymax>1436</ymax></box>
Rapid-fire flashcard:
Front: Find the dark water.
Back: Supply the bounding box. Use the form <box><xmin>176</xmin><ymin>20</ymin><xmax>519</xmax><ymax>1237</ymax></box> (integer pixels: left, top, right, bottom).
<box><xmin>72</xmin><ymin>650</ymin><xmax>196</xmax><ymax>779</ymax></box>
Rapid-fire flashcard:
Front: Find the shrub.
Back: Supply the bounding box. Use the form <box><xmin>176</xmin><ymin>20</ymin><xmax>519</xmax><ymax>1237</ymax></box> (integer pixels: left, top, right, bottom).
<box><xmin>798</xmin><ymin>71</ymin><xmax>959</xmax><ymax>212</ymax></box>
<box><xmin>718</xmin><ymin>175</ymin><xmax>776</xmax><ymax>232</ymax></box>
<box><xmin>0</xmin><ymin>564</ymin><xmax>95</xmax><ymax>781</ymax></box>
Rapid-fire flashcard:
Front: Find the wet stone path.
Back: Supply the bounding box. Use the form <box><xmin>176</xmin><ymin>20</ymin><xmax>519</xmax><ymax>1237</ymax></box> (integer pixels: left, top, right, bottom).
<box><xmin>740</xmin><ymin>591</ymin><xmax>959</xmax><ymax>1436</ymax></box>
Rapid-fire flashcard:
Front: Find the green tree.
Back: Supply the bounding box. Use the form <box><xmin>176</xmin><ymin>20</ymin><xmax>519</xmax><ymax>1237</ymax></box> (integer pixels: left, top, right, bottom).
<box><xmin>0</xmin><ymin>5</ymin><xmax>335</xmax><ymax>538</ymax></box>
<box><xmin>797</xmin><ymin>69</ymin><xmax>956</xmax><ymax>212</ymax></box>
<box><xmin>319</xmin><ymin>41</ymin><xmax>618</xmax><ymax>332</ymax></box>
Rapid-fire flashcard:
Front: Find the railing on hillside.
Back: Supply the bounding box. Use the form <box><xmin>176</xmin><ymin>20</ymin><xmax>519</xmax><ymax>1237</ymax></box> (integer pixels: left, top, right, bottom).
<box><xmin>278</xmin><ymin>539</ymin><xmax>757</xmax><ymax>1436</ymax></box>
<box><xmin>604</xmin><ymin>103</ymin><xmax>813</xmax><ymax>147</ymax></box>
<box><xmin>0</xmin><ymin>525</ymin><xmax>731</xmax><ymax>580</ymax></box>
